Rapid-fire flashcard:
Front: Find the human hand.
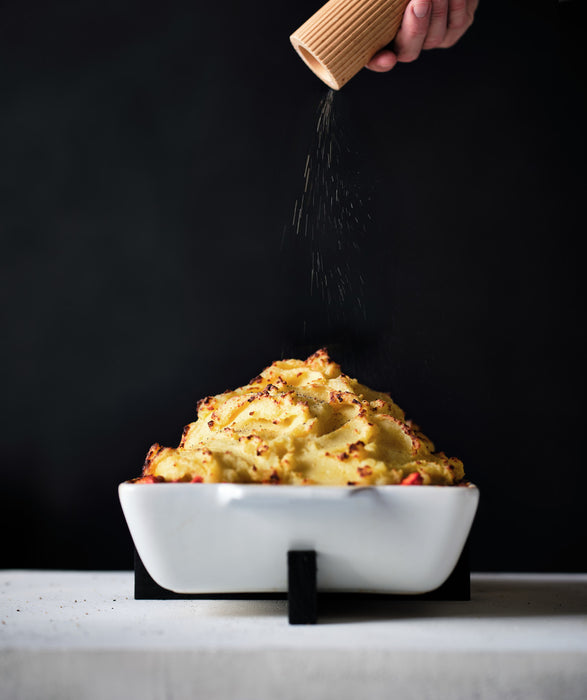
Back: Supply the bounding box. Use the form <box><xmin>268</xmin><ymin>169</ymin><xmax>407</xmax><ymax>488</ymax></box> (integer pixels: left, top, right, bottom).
<box><xmin>366</xmin><ymin>0</ymin><xmax>479</xmax><ymax>72</ymax></box>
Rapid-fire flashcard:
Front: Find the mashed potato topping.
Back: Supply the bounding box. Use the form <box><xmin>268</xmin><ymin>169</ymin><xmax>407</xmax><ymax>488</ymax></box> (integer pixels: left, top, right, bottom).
<box><xmin>137</xmin><ymin>349</ymin><xmax>465</xmax><ymax>486</ymax></box>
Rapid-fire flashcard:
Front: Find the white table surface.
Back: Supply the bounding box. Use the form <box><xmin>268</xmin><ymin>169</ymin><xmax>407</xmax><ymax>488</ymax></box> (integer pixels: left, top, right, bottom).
<box><xmin>1</xmin><ymin>571</ymin><xmax>586</xmax><ymax>700</ymax></box>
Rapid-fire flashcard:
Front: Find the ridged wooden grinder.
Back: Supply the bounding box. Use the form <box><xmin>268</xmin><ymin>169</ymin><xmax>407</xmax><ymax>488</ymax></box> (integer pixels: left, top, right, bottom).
<box><xmin>290</xmin><ymin>0</ymin><xmax>411</xmax><ymax>90</ymax></box>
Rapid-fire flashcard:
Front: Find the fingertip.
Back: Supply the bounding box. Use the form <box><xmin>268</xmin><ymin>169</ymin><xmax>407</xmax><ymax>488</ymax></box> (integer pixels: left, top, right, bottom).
<box><xmin>412</xmin><ymin>1</ymin><xmax>431</xmax><ymax>19</ymax></box>
<box><xmin>366</xmin><ymin>51</ymin><xmax>397</xmax><ymax>72</ymax></box>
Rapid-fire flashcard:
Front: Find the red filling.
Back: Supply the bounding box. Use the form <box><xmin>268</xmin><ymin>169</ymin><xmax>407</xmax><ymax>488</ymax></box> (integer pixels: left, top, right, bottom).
<box><xmin>401</xmin><ymin>472</ymin><xmax>423</xmax><ymax>486</ymax></box>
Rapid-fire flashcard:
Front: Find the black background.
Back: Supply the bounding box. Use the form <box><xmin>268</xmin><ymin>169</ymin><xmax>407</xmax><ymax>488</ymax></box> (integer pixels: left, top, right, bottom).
<box><xmin>1</xmin><ymin>1</ymin><xmax>584</xmax><ymax>572</ymax></box>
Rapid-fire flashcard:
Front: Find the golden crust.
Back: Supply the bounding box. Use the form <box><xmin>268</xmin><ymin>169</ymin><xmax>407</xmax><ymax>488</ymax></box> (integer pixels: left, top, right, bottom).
<box><xmin>138</xmin><ymin>349</ymin><xmax>465</xmax><ymax>486</ymax></box>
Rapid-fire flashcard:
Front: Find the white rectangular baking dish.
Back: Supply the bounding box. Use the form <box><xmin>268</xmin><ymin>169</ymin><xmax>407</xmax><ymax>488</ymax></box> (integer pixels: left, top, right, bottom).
<box><xmin>119</xmin><ymin>482</ymin><xmax>478</xmax><ymax>595</ymax></box>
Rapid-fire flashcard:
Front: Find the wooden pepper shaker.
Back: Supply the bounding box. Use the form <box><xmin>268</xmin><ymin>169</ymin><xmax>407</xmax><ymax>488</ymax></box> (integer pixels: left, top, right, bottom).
<box><xmin>290</xmin><ymin>0</ymin><xmax>411</xmax><ymax>90</ymax></box>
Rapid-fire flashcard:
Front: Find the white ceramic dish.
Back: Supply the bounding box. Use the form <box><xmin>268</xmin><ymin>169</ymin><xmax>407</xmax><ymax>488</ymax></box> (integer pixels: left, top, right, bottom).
<box><xmin>119</xmin><ymin>482</ymin><xmax>479</xmax><ymax>595</ymax></box>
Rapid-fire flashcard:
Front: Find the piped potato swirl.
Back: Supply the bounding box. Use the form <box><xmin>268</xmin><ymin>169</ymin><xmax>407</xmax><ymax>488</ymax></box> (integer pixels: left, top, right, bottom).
<box><xmin>137</xmin><ymin>349</ymin><xmax>465</xmax><ymax>486</ymax></box>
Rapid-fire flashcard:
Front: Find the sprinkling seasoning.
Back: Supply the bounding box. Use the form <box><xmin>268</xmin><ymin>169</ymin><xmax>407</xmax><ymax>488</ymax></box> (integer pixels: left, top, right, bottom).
<box><xmin>282</xmin><ymin>90</ymin><xmax>372</xmax><ymax>338</ymax></box>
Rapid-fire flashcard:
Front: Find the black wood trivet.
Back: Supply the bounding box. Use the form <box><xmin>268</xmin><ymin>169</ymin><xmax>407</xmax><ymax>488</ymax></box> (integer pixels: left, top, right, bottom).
<box><xmin>134</xmin><ymin>538</ymin><xmax>470</xmax><ymax>624</ymax></box>
<box><xmin>288</xmin><ymin>550</ymin><xmax>318</xmax><ymax>624</ymax></box>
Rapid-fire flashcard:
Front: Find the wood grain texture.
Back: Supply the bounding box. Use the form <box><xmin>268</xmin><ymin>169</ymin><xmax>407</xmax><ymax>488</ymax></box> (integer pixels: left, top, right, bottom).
<box><xmin>290</xmin><ymin>0</ymin><xmax>410</xmax><ymax>89</ymax></box>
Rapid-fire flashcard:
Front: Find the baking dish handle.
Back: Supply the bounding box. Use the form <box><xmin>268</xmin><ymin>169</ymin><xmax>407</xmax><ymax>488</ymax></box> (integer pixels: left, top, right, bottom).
<box><xmin>217</xmin><ymin>484</ymin><xmax>380</xmax><ymax>508</ymax></box>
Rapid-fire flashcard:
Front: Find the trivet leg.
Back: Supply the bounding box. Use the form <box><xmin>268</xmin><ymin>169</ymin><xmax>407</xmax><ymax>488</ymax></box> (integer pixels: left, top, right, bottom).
<box><xmin>288</xmin><ymin>550</ymin><xmax>317</xmax><ymax>624</ymax></box>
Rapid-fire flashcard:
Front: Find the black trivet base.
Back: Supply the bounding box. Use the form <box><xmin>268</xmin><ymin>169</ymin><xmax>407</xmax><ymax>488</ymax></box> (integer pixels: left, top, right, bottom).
<box><xmin>134</xmin><ymin>539</ymin><xmax>470</xmax><ymax>624</ymax></box>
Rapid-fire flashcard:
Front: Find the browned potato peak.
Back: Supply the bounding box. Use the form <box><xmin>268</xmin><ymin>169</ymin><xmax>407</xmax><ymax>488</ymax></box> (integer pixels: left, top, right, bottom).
<box><xmin>135</xmin><ymin>349</ymin><xmax>464</xmax><ymax>486</ymax></box>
